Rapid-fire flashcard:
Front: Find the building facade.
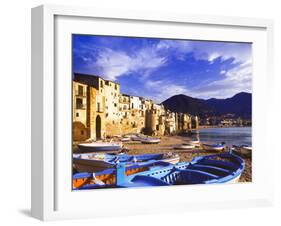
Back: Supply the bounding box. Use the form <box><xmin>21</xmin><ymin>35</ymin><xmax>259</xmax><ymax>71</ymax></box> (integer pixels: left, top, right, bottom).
<box><xmin>73</xmin><ymin>73</ymin><xmax>199</xmax><ymax>141</ymax></box>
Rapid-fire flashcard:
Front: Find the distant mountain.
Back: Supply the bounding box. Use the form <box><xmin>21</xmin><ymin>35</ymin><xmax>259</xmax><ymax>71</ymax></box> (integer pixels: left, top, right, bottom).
<box><xmin>162</xmin><ymin>92</ymin><xmax>252</xmax><ymax>119</ymax></box>
<box><xmin>161</xmin><ymin>94</ymin><xmax>215</xmax><ymax>116</ymax></box>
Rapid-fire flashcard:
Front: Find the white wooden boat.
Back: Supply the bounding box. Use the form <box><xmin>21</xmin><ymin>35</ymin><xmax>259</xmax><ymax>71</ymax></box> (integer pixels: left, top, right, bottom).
<box><xmin>174</xmin><ymin>143</ymin><xmax>195</xmax><ymax>150</ymax></box>
<box><xmin>190</xmin><ymin>140</ymin><xmax>200</xmax><ymax>145</ymax></box>
<box><xmin>141</xmin><ymin>137</ymin><xmax>161</xmax><ymax>144</ymax></box>
<box><xmin>232</xmin><ymin>145</ymin><xmax>252</xmax><ymax>157</ymax></box>
<box><xmin>120</xmin><ymin>137</ymin><xmax>131</xmax><ymax>142</ymax></box>
<box><xmin>127</xmin><ymin>134</ymin><xmax>146</xmax><ymax>141</ymax></box>
<box><xmin>77</xmin><ymin>142</ymin><xmax>122</xmax><ymax>153</ymax></box>
<box><xmin>202</xmin><ymin>143</ymin><xmax>226</xmax><ymax>151</ymax></box>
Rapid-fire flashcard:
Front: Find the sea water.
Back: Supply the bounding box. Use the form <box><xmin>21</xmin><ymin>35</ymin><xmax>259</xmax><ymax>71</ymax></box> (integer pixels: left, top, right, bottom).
<box><xmin>193</xmin><ymin>127</ymin><xmax>252</xmax><ymax>147</ymax></box>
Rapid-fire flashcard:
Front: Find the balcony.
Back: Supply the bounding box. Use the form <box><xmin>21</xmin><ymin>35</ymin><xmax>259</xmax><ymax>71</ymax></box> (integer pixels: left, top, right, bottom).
<box><xmin>75</xmin><ymin>90</ymin><xmax>86</xmax><ymax>97</ymax></box>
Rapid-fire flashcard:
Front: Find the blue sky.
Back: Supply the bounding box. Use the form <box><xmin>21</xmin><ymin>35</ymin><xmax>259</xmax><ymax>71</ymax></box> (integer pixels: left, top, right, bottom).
<box><xmin>73</xmin><ymin>35</ymin><xmax>252</xmax><ymax>103</ymax></box>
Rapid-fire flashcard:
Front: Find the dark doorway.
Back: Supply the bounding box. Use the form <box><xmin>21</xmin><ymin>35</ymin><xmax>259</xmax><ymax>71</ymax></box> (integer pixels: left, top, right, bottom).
<box><xmin>96</xmin><ymin>115</ymin><xmax>101</xmax><ymax>140</ymax></box>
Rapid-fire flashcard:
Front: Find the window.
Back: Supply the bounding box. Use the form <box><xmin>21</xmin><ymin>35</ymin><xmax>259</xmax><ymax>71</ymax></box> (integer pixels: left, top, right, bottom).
<box><xmin>100</xmin><ymin>81</ymin><xmax>104</xmax><ymax>88</ymax></box>
<box><xmin>81</xmin><ymin>130</ymin><xmax>84</xmax><ymax>135</ymax></box>
<box><xmin>76</xmin><ymin>98</ymin><xmax>83</xmax><ymax>109</ymax></box>
<box><xmin>76</xmin><ymin>112</ymin><xmax>79</xmax><ymax>117</ymax></box>
<box><xmin>114</xmin><ymin>103</ymin><xmax>117</xmax><ymax>107</ymax></box>
<box><xmin>97</xmin><ymin>102</ymin><xmax>100</xmax><ymax>112</ymax></box>
<box><xmin>78</xmin><ymin>85</ymin><xmax>84</xmax><ymax>96</ymax></box>
<box><xmin>115</xmin><ymin>84</ymin><xmax>117</xmax><ymax>90</ymax></box>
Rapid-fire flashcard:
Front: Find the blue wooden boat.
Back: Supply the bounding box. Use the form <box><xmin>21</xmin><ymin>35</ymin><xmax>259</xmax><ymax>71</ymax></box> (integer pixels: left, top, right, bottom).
<box><xmin>73</xmin><ymin>153</ymin><xmax>245</xmax><ymax>189</ymax></box>
<box><xmin>122</xmin><ymin>153</ymin><xmax>245</xmax><ymax>187</ymax></box>
<box><xmin>72</xmin><ymin>160</ymin><xmax>172</xmax><ymax>189</ymax></box>
<box><xmin>73</xmin><ymin>152</ymin><xmax>180</xmax><ymax>173</ymax></box>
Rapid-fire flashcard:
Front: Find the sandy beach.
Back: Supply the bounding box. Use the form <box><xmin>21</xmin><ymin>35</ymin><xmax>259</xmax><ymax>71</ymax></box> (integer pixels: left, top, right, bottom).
<box><xmin>123</xmin><ymin>135</ymin><xmax>252</xmax><ymax>183</ymax></box>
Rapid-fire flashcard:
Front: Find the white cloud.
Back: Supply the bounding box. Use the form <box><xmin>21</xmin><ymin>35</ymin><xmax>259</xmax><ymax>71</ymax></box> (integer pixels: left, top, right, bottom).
<box><xmin>157</xmin><ymin>40</ymin><xmax>252</xmax><ymax>65</ymax></box>
<box><xmin>208</xmin><ymin>52</ymin><xmax>221</xmax><ymax>62</ymax></box>
<box><xmin>93</xmin><ymin>46</ymin><xmax>167</xmax><ymax>80</ymax></box>
<box><xmin>154</xmin><ymin>40</ymin><xmax>252</xmax><ymax>99</ymax></box>
<box><xmin>145</xmin><ymin>79</ymin><xmax>191</xmax><ymax>103</ymax></box>
<box><xmin>190</xmin><ymin>60</ymin><xmax>252</xmax><ymax>99</ymax></box>
<box><xmin>75</xmin><ymin>38</ymin><xmax>252</xmax><ymax>100</ymax></box>
<box><xmin>157</xmin><ymin>40</ymin><xmax>192</xmax><ymax>52</ymax></box>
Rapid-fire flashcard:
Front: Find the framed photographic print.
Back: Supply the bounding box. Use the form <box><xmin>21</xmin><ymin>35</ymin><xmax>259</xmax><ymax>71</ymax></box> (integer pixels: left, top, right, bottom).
<box><xmin>31</xmin><ymin>4</ymin><xmax>274</xmax><ymax>221</ymax></box>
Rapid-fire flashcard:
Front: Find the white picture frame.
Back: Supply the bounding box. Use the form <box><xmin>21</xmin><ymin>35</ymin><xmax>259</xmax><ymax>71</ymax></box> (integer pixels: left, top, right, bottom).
<box><xmin>31</xmin><ymin>4</ymin><xmax>274</xmax><ymax>221</ymax></box>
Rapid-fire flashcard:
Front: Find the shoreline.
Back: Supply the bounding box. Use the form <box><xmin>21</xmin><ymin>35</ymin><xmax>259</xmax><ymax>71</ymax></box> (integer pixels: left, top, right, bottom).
<box><xmin>198</xmin><ymin>126</ymin><xmax>252</xmax><ymax>129</ymax></box>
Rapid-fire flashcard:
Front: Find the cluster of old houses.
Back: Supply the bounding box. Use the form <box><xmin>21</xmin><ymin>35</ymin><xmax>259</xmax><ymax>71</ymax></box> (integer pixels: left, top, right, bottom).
<box><xmin>73</xmin><ymin>73</ymin><xmax>199</xmax><ymax>141</ymax></box>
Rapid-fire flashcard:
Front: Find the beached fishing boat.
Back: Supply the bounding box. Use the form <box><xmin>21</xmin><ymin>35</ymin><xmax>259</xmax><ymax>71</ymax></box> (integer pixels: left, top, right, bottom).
<box><xmin>73</xmin><ymin>152</ymin><xmax>180</xmax><ymax>172</ymax></box>
<box><xmin>174</xmin><ymin>143</ymin><xmax>195</xmax><ymax>150</ymax></box>
<box><xmin>122</xmin><ymin>153</ymin><xmax>245</xmax><ymax>187</ymax></box>
<box><xmin>202</xmin><ymin>143</ymin><xmax>226</xmax><ymax>151</ymax></box>
<box><xmin>72</xmin><ymin>160</ymin><xmax>172</xmax><ymax>189</ymax></box>
<box><xmin>141</xmin><ymin>137</ymin><xmax>161</xmax><ymax>144</ymax></box>
<box><xmin>123</xmin><ymin>133</ymin><xmax>145</xmax><ymax>141</ymax></box>
<box><xmin>77</xmin><ymin>142</ymin><xmax>122</xmax><ymax>153</ymax></box>
<box><xmin>120</xmin><ymin>137</ymin><xmax>131</xmax><ymax>142</ymax></box>
<box><xmin>232</xmin><ymin>145</ymin><xmax>252</xmax><ymax>157</ymax></box>
<box><xmin>74</xmin><ymin>153</ymin><xmax>245</xmax><ymax>189</ymax></box>
<box><xmin>190</xmin><ymin>140</ymin><xmax>200</xmax><ymax>146</ymax></box>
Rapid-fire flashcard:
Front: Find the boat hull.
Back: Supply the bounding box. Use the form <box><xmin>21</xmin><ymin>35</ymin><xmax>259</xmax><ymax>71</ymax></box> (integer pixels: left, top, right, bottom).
<box><xmin>73</xmin><ymin>159</ymin><xmax>114</xmax><ymax>172</ymax></box>
<box><xmin>226</xmin><ymin>175</ymin><xmax>241</xmax><ymax>183</ymax></box>
<box><xmin>232</xmin><ymin>146</ymin><xmax>252</xmax><ymax>158</ymax></box>
<box><xmin>165</xmin><ymin>156</ymin><xmax>180</xmax><ymax>164</ymax></box>
<box><xmin>174</xmin><ymin>145</ymin><xmax>195</xmax><ymax>150</ymax></box>
<box><xmin>73</xmin><ymin>161</ymin><xmax>172</xmax><ymax>189</ymax></box>
<box><xmin>141</xmin><ymin>139</ymin><xmax>160</xmax><ymax>144</ymax></box>
<box><xmin>77</xmin><ymin>143</ymin><xmax>121</xmax><ymax>153</ymax></box>
<box><xmin>73</xmin><ymin>154</ymin><xmax>180</xmax><ymax>173</ymax></box>
<box><xmin>123</xmin><ymin>153</ymin><xmax>245</xmax><ymax>187</ymax></box>
<box><xmin>202</xmin><ymin>144</ymin><xmax>225</xmax><ymax>151</ymax></box>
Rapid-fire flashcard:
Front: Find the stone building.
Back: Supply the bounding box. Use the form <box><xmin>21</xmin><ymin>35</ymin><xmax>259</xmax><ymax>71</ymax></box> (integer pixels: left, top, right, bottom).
<box><xmin>73</xmin><ymin>73</ymin><xmax>199</xmax><ymax>141</ymax></box>
<box><xmin>73</xmin><ymin>81</ymin><xmax>89</xmax><ymax>141</ymax></box>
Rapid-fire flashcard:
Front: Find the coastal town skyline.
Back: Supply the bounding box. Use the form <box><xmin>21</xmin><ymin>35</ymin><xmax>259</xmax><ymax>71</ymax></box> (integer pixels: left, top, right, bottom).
<box><xmin>73</xmin><ymin>35</ymin><xmax>252</xmax><ymax>103</ymax></box>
